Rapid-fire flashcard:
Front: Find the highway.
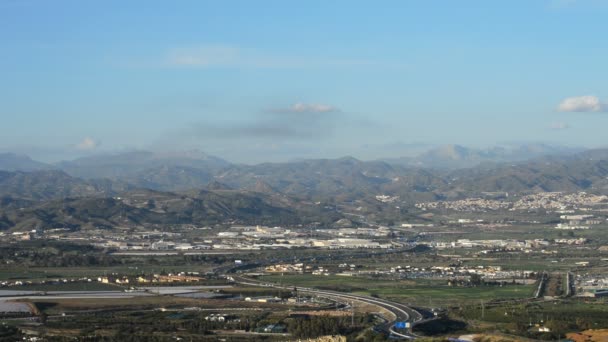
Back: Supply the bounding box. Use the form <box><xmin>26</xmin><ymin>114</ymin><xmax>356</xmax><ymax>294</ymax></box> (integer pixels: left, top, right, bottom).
<box><xmin>231</xmin><ymin>275</ymin><xmax>429</xmax><ymax>339</ymax></box>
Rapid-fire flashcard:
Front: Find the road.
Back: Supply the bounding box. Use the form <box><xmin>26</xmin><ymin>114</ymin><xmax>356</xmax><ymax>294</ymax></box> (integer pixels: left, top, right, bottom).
<box><xmin>231</xmin><ymin>274</ymin><xmax>430</xmax><ymax>339</ymax></box>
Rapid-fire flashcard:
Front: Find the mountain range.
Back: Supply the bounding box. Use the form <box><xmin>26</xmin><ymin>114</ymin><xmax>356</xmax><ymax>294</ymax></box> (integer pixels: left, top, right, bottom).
<box><xmin>383</xmin><ymin>143</ymin><xmax>584</xmax><ymax>169</ymax></box>
<box><xmin>0</xmin><ymin>188</ymin><xmax>341</xmax><ymax>231</ymax></box>
<box><xmin>1</xmin><ymin>144</ymin><xmax>607</xmax><ymax>231</ymax></box>
<box><xmin>1</xmin><ymin>144</ymin><xmax>606</xmax><ymax>200</ymax></box>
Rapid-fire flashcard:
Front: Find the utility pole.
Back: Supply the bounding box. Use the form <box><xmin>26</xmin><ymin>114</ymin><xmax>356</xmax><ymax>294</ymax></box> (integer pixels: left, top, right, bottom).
<box><xmin>279</xmin><ymin>273</ymin><xmax>283</xmax><ymax>299</ymax></box>
<box><xmin>351</xmin><ymin>301</ymin><xmax>355</xmax><ymax>327</ymax></box>
<box><xmin>481</xmin><ymin>300</ymin><xmax>485</xmax><ymax>319</ymax></box>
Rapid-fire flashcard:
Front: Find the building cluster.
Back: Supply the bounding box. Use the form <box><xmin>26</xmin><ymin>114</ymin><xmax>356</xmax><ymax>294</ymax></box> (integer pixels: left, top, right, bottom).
<box><xmin>265</xmin><ymin>263</ymin><xmax>310</xmax><ymax>273</ymax></box>
<box><xmin>575</xmin><ymin>273</ymin><xmax>608</xmax><ymax>298</ymax></box>
<box><xmin>98</xmin><ymin>272</ymin><xmax>204</xmax><ymax>285</ymax></box>
<box><xmin>304</xmin><ymin>263</ymin><xmax>535</xmax><ymax>284</ymax></box>
<box><xmin>554</xmin><ymin>238</ymin><xmax>588</xmax><ymax>245</ymax></box>
<box><xmin>0</xmin><ymin>272</ymin><xmax>199</xmax><ymax>288</ymax></box>
<box><xmin>262</xmin><ymin>263</ymin><xmax>357</xmax><ymax>277</ymax></box>
<box><xmin>0</xmin><ymin>230</ymin><xmax>37</xmax><ymax>242</ymax></box>
<box><xmin>432</xmin><ymin>237</ymin><xmax>590</xmax><ymax>253</ymax></box>
<box><xmin>316</xmin><ymin>227</ymin><xmax>391</xmax><ymax>237</ymax></box>
<box><xmin>16</xmin><ymin>224</ymin><xmax>400</xmax><ymax>252</ymax></box>
<box><xmin>375</xmin><ymin>264</ymin><xmax>536</xmax><ymax>284</ymax></box>
<box><xmin>0</xmin><ymin>277</ymin><xmax>97</xmax><ymax>288</ymax></box>
<box><xmin>213</xmin><ymin>226</ymin><xmax>396</xmax><ymax>250</ymax></box>
<box><xmin>260</xmin><ymin>261</ymin><xmax>534</xmax><ymax>285</ymax></box>
<box><xmin>555</xmin><ymin>214</ymin><xmax>602</xmax><ymax>230</ymax></box>
<box><xmin>415</xmin><ymin>192</ymin><xmax>608</xmax><ymax>212</ymax></box>
<box><xmin>415</xmin><ymin>198</ymin><xmax>509</xmax><ymax>212</ymax></box>
<box><xmin>431</xmin><ymin>238</ymin><xmax>551</xmax><ymax>250</ymax></box>
<box><xmin>375</xmin><ymin>194</ymin><xmax>400</xmax><ymax>203</ymax></box>
<box><xmin>512</xmin><ymin>192</ymin><xmax>608</xmax><ymax>211</ymax></box>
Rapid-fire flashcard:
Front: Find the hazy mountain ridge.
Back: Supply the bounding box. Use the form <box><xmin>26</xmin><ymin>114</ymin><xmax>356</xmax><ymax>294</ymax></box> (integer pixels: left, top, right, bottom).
<box><xmin>1</xmin><ymin>147</ymin><xmax>608</xmax><ymax>231</ymax></box>
<box><xmin>0</xmin><ymin>170</ymin><xmax>131</xmax><ymax>202</ymax></box>
<box><xmin>384</xmin><ymin>143</ymin><xmax>584</xmax><ymax>169</ymax></box>
<box><xmin>447</xmin><ymin>152</ymin><xmax>608</xmax><ymax>194</ymax></box>
<box><xmin>124</xmin><ymin>164</ymin><xmax>214</xmax><ymax>191</ymax></box>
<box><xmin>0</xmin><ymin>145</ymin><xmax>606</xmax><ymax>207</ymax></box>
<box><xmin>55</xmin><ymin>150</ymin><xmax>230</xmax><ymax>180</ymax></box>
<box><xmin>0</xmin><ymin>153</ymin><xmax>54</xmax><ymax>172</ymax></box>
<box><xmin>0</xmin><ymin>188</ymin><xmax>342</xmax><ymax>231</ymax></box>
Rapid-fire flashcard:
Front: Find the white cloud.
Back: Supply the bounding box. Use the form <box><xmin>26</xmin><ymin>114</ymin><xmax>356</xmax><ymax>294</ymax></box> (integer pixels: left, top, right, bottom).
<box><xmin>557</xmin><ymin>95</ymin><xmax>608</xmax><ymax>112</ymax></box>
<box><xmin>549</xmin><ymin>122</ymin><xmax>570</xmax><ymax>130</ymax></box>
<box><xmin>75</xmin><ymin>137</ymin><xmax>99</xmax><ymax>151</ymax></box>
<box><xmin>272</xmin><ymin>102</ymin><xmax>340</xmax><ymax>114</ymax></box>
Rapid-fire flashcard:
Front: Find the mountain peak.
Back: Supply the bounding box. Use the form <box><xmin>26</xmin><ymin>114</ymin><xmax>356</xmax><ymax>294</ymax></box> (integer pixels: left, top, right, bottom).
<box><xmin>0</xmin><ymin>153</ymin><xmax>53</xmax><ymax>172</ymax></box>
<box><xmin>253</xmin><ymin>179</ymin><xmax>278</xmax><ymax>194</ymax></box>
<box><xmin>206</xmin><ymin>180</ymin><xmax>233</xmax><ymax>191</ymax></box>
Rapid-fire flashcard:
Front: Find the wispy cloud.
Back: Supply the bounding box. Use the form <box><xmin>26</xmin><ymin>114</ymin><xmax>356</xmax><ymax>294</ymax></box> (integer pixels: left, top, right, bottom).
<box><xmin>557</xmin><ymin>95</ymin><xmax>608</xmax><ymax>112</ymax></box>
<box><xmin>75</xmin><ymin>137</ymin><xmax>99</xmax><ymax>151</ymax></box>
<box><xmin>184</xmin><ymin>102</ymin><xmax>343</xmax><ymax>141</ymax></box>
<box><xmin>165</xmin><ymin>45</ymin><xmax>395</xmax><ymax>69</ymax></box>
<box><xmin>269</xmin><ymin>102</ymin><xmax>340</xmax><ymax>114</ymax></box>
<box><xmin>190</xmin><ymin>121</ymin><xmax>326</xmax><ymax>140</ymax></box>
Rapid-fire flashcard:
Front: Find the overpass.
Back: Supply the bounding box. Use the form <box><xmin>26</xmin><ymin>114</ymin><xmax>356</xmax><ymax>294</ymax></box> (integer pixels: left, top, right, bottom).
<box><xmin>231</xmin><ymin>274</ymin><xmax>433</xmax><ymax>339</ymax></box>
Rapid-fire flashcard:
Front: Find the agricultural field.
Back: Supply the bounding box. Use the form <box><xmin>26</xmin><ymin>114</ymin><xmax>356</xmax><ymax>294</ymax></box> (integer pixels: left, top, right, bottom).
<box><xmin>258</xmin><ymin>274</ymin><xmax>536</xmax><ymax>306</ymax></box>
<box><xmin>453</xmin><ymin>298</ymin><xmax>608</xmax><ymax>340</ymax></box>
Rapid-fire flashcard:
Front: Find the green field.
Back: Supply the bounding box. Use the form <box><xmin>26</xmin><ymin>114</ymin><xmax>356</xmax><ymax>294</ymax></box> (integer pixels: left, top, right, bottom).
<box><xmin>453</xmin><ymin>298</ymin><xmax>608</xmax><ymax>339</ymax></box>
<box><xmin>258</xmin><ymin>274</ymin><xmax>536</xmax><ymax>306</ymax></box>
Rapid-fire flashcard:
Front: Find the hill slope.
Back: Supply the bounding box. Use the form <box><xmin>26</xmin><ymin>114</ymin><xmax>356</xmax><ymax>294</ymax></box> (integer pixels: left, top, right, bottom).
<box><xmin>0</xmin><ymin>170</ymin><xmax>130</xmax><ymax>201</ymax></box>
<box><xmin>0</xmin><ymin>189</ymin><xmax>342</xmax><ymax>231</ymax></box>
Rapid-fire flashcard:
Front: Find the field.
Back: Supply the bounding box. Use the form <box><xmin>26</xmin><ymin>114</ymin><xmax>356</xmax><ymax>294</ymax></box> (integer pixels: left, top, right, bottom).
<box><xmin>29</xmin><ymin>295</ymin><xmax>287</xmax><ymax>316</ymax></box>
<box><xmin>448</xmin><ymin>298</ymin><xmax>608</xmax><ymax>339</ymax></box>
<box><xmin>0</xmin><ymin>265</ymin><xmax>215</xmax><ymax>281</ymax></box>
<box><xmin>258</xmin><ymin>274</ymin><xmax>536</xmax><ymax>306</ymax></box>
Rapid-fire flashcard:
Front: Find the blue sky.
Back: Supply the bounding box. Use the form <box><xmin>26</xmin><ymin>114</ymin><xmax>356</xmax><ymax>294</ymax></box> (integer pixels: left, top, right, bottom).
<box><xmin>1</xmin><ymin>0</ymin><xmax>608</xmax><ymax>163</ymax></box>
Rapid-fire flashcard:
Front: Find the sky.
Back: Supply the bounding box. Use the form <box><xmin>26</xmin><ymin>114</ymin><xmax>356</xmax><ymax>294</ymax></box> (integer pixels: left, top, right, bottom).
<box><xmin>1</xmin><ymin>0</ymin><xmax>608</xmax><ymax>163</ymax></box>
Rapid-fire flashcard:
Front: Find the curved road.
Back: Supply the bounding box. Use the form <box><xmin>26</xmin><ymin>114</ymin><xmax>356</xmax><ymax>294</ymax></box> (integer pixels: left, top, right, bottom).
<box><xmin>231</xmin><ymin>275</ymin><xmax>429</xmax><ymax>339</ymax></box>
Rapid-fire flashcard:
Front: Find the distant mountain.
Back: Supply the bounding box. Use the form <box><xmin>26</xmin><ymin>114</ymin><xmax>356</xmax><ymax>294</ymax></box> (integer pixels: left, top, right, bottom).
<box><xmin>2</xmin><ymin>146</ymin><xmax>608</xmax><ymax>232</ymax></box>
<box><xmin>385</xmin><ymin>143</ymin><xmax>584</xmax><ymax>169</ymax></box>
<box><xmin>0</xmin><ymin>153</ymin><xmax>53</xmax><ymax>172</ymax></box>
<box><xmin>253</xmin><ymin>179</ymin><xmax>279</xmax><ymax>194</ymax></box>
<box><xmin>212</xmin><ymin>148</ymin><xmax>608</xmax><ymax>200</ymax></box>
<box><xmin>1</xmin><ymin>189</ymin><xmax>342</xmax><ymax>231</ymax></box>
<box><xmin>205</xmin><ymin>180</ymin><xmax>233</xmax><ymax>191</ymax></box>
<box><xmin>56</xmin><ymin>150</ymin><xmax>230</xmax><ymax>180</ymax></box>
<box><xmin>1</xmin><ymin>146</ymin><xmax>606</xmax><ymax>209</ymax></box>
<box><xmin>447</xmin><ymin>149</ymin><xmax>608</xmax><ymax>194</ymax></box>
<box><xmin>216</xmin><ymin>157</ymin><xmax>398</xmax><ymax>196</ymax></box>
<box><xmin>213</xmin><ymin>156</ymin><xmax>447</xmax><ymax>202</ymax></box>
<box><xmin>124</xmin><ymin>165</ymin><xmax>213</xmax><ymax>191</ymax></box>
<box><xmin>0</xmin><ymin>170</ymin><xmax>131</xmax><ymax>201</ymax></box>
